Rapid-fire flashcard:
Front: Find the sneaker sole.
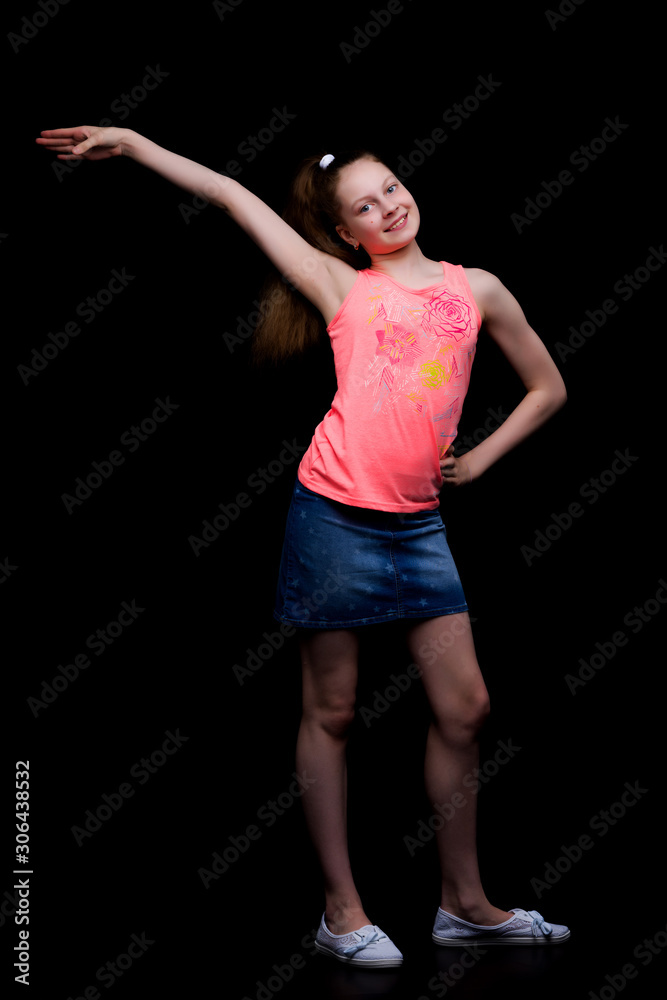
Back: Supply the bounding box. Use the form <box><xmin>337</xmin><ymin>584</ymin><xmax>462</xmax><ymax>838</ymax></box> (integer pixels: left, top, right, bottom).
<box><xmin>432</xmin><ymin>929</ymin><xmax>571</xmax><ymax>946</ymax></box>
<box><xmin>314</xmin><ymin>940</ymin><xmax>403</xmax><ymax>967</ymax></box>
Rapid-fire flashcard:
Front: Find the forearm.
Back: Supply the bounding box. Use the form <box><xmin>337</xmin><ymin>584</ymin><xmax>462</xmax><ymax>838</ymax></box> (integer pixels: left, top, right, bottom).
<box><xmin>463</xmin><ymin>386</ymin><xmax>566</xmax><ymax>480</ymax></box>
<box><xmin>121</xmin><ymin>130</ymin><xmax>232</xmax><ymax>208</ymax></box>
<box><xmin>112</xmin><ymin>129</ymin><xmax>333</xmax><ymax>302</ymax></box>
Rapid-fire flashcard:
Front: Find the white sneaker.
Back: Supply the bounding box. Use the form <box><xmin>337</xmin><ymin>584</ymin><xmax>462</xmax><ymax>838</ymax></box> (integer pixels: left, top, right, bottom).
<box><xmin>432</xmin><ymin>907</ymin><xmax>570</xmax><ymax>946</ymax></box>
<box><xmin>314</xmin><ymin>914</ymin><xmax>404</xmax><ymax>967</ymax></box>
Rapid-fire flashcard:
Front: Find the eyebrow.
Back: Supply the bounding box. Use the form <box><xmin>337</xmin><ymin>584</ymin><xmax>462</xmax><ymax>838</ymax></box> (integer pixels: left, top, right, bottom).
<box><xmin>351</xmin><ymin>175</ymin><xmax>397</xmax><ymax>209</ymax></box>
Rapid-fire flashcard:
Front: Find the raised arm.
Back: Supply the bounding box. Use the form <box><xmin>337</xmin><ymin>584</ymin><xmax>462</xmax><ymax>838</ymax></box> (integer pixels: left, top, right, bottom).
<box><xmin>440</xmin><ymin>268</ymin><xmax>567</xmax><ymax>485</ymax></box>
<box><xmin>36</xmin><ymin>126</ymin><xmax>355</xmax><ymax>322</ymax></box>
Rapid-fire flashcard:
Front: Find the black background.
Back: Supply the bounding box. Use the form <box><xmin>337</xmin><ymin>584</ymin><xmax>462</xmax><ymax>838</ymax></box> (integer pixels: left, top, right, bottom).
<box><xmin>4</xmin><ymin>1</ymin><xmax>665</xmax><ymax>997</ymax></box>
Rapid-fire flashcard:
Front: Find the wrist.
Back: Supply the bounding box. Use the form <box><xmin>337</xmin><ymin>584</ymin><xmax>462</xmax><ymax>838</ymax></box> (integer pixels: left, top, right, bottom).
<box><xmin>119</xmin><ymin>130</ymin><xmax>147</xmax><ymax>158</ymax></box>
<box><xmin>458</xmin><ymin>449</ymin><xmax>484</xmax><ymax>482</ymax></box>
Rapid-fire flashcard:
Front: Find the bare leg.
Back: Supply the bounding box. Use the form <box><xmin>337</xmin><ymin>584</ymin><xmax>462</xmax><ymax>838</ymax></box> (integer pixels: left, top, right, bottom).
<box><xmin>405</xmin><ymin>613</ymin><xmax>511</xmax><ymax>925</ymax></box>
<box><xmin>295</xmin><ymin>628</ymin><xmax>371</xmax><ymax>934</ymax></box>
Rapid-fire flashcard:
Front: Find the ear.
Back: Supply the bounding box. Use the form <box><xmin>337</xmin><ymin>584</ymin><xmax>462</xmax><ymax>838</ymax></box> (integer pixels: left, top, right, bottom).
<box><xmin>335</xmin><ymin>223</ymin><xmax>358</xmax><ymax>249</ymax></box>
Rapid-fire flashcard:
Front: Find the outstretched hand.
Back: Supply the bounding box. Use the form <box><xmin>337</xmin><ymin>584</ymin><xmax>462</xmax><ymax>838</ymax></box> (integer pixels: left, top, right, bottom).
<box><xmin>439</xmin><ymin>445</ymin><xmax>473</xmax><ymax>487</ymax></box>
<box><xmin>36</xmin><ymin>126</ymin><xmax>128</xmax><ymax>161</ymax></box>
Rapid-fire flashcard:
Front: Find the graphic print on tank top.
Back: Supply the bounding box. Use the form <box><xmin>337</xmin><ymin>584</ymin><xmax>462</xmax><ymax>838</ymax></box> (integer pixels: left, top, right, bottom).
<box><xmin>297</xmin><ymin>262</ymin><xmax>481</xmax><ymax>511</ymax></box>
<box><xmin>363</xmin><ymin>280</ymin><xmax>477</xmax><ymax>457</ymax></box>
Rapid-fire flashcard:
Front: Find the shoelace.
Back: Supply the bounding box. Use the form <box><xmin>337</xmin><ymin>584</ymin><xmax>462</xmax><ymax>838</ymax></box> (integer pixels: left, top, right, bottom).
<box><xmin>341</xmin><ymin>927</ymin><xmax>386</xmax><ymax>956</ymax></box>
<box><xmin>523</xmin><ymin>909</ymin><xmax>553</xmax><ymax>937</ymax></box>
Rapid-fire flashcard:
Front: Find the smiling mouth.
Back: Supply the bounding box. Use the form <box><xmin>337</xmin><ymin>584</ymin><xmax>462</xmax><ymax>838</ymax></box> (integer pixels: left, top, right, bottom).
<box><xmin>385</xmin><ymin>213</ymin><xmax>408</xmax><ymax>232</ymax></box>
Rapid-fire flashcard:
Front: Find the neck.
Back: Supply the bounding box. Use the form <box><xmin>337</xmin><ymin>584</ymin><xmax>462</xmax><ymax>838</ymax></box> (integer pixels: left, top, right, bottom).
<box><xmin>366</xmin><ymin>241</ymin><xmax>437</xmax><ymax>282</ymax></box>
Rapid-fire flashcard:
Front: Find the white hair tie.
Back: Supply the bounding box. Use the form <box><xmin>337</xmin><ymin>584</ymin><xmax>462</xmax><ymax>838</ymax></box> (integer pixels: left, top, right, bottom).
<box><xmin>319</xmin><ymin>153</ymin><xmax>335</xmax><ymax>169</ymax></box>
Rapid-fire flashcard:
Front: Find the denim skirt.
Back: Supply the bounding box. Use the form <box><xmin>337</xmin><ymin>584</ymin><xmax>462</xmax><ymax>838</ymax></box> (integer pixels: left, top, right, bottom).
<box><xmin>273</xmin><ymin>479</ymin><xmax>468</xmax><ymax>629</ymax></box>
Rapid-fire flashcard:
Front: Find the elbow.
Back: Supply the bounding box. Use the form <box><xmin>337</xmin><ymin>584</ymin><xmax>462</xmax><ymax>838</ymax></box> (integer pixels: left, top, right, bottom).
<box><xmin>557</xmin><ymin>370</ymin><xmax>568</xmax><ymax>408</ymax></box>
<box><xmin>206</xmin><ymin>174</ymin><xmax>237</xmax><ymax>213</ymax></box>
<box><xmin>553</xmin><ymin>381</ymin><xmax>568</xmax><ymax>412</ymax></box>
<box><xmin>545</xmin><ymin>370</ymin><xmax>567</xmax><ymax>414</ymax></box>
<box><xmin>532</xmin><ymin>378</ymin><xmax>567</xmax><ymax>419</ymax></box>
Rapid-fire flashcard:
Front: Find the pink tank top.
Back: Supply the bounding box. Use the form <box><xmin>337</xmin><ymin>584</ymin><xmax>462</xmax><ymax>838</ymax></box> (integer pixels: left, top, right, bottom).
<box><xmin>297</xmin><ymin>261</ymin><xmax>481</xmax><ymax>512</ymax></box>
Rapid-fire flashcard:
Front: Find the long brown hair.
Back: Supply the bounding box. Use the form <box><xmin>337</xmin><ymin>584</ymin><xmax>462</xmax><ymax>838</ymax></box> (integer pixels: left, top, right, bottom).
<box><xmin>251</xmin><ymin>150</ymin><xmax>381</xmax><ymax>365</ymax></box>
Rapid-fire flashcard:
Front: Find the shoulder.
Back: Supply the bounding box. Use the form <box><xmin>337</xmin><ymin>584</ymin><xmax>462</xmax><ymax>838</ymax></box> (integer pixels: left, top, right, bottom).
<box><xmin>461</xmin><ymin>267</ymin><xmax>545</xmax><ymax>359</ymax></box>
<box><xmin>461</xmin><ymin>267</ymin><xmax>510</xmax><ymax>322</ymax></box>
<box><xmin>462</xmin><ymin>266</ymin><xmax>501</xmax><ymax>295</ymax></box>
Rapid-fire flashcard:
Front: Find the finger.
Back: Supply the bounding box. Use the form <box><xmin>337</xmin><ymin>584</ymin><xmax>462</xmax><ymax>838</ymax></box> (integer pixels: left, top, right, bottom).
<box><xmin>71</xmin><ymin>138</ymin><xmax>97</xmax><ymax>156</ymax></box>
<box><xmin>39</xmin><ymin>128</ymin><xmax>86</xmax><ymax>137</ymax></box>
<box><xmin>39</xmin><ymin>126</ymin><xmax>98</xmax><ymax>155</ymax></box>
<box><xmin>36</xmin><ymin>140</ymin><xmax>78</xmax><ymax>150</ymax></box>
<box><xmin>39</xmin><ymin>144</ymin><xmax>83</xmax><ymax>158</ymax></box>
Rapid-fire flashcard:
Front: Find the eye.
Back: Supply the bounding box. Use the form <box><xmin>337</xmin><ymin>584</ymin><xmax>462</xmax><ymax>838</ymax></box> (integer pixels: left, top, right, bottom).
<box><xmin>359</xmin><ymin>203</ymin><xmax>371</xmax><ymax>214</ymax></box>
<box><xmin>387</xmin><ymin>184</ymin><xmax>398</xmax><ymax>194</ymax></box>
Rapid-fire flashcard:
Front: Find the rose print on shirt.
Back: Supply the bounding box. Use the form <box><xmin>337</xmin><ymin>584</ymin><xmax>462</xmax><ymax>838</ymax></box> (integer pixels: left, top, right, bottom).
<box><xmin>363</xmin><ymin>279</ymin><xmax>476</xmax><ymax>425</ymax></box>
<box><xmin>422</xmin><ymin>290</ymin><xmax>473</xmax><ymax>341</ymax></box>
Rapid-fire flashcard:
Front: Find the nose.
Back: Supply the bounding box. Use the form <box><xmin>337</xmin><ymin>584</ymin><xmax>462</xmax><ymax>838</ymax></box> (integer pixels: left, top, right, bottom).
<box><xmin>381</xmin><ymin>200</ymin><xmax>403</xmax><ymax>230</ymax></box>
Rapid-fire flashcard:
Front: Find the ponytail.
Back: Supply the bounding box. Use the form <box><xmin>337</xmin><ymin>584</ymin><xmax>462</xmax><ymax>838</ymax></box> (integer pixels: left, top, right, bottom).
<box><xmin>251</xmin><ymin>150</ymin><xmax>380</xmax><ymax>365</ymax></box>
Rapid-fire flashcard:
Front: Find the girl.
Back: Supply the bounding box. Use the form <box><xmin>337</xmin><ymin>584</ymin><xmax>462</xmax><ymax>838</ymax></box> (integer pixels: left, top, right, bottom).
<box><xmin>37</xmin><ymin>126</ymin><xmax>570</xmax><ymax>966</ymax></box>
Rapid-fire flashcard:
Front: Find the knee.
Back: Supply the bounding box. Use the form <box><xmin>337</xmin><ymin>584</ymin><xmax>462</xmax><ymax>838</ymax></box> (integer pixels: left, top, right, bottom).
<box><xmin>304</xmin><ymin>702</ymin><xmax>356</xmax><ymax>739</ymax></box>
<box><xmin>437</xmin><ymin>687</ymin><xmax>490</xmax><ymax>745</ymax></box>
<box><xmin>467</xmin><ymin>688</ymin><xmax>491</xmax><ymax>735</ymax></box>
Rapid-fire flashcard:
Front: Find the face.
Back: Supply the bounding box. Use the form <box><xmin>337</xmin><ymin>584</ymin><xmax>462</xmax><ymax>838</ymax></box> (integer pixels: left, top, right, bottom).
<box><xmin>334</xmin><ymin>158</ymin><xmax>420</xmax><ymax>254</ymax></box>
